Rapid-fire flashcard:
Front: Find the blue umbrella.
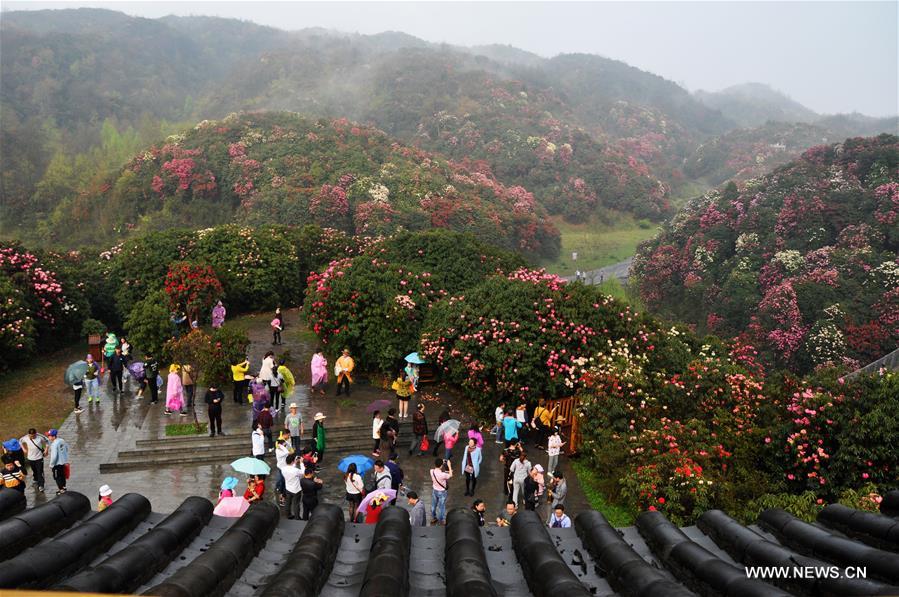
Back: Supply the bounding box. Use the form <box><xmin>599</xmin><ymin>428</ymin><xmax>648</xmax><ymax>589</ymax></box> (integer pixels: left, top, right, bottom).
<box><xmin>338</xmin><ymin>454</ymin><xmax>374</xmax><ymax>476</ymax></box>
<box><xmin>64</xmin><ymin>361</ymin><xmax>88</xmax><ymax>386</ymax></box>
<box><xmin>405</xmin><ymin>352</ymin><xmax>426</xmax><ymax>364</ymax></box>
<box><xmin>230</xmin><ymin>457</ymin><xmax>271</xmax><ymax>476</ymax></box>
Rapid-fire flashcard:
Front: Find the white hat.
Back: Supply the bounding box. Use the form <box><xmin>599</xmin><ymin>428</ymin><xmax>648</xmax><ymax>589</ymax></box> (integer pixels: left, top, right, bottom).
<box><xmin>534</xmin><ymin>464</ymin><xmax>544</xmax><ymax>473</ymax></box>
<box><xmin>314</xmin><ymin>412</ymin><xmax>326</xmax><ymax>421</ymax></box>
<box><xmin>99</xmin><ymin>484</ymin><xmax>113</xmax><ymax>497</ymax></box>
<box><xmin>289</xmin><ymin>403</ymin><xmax>298</xmax><ymax>409</ymax></box>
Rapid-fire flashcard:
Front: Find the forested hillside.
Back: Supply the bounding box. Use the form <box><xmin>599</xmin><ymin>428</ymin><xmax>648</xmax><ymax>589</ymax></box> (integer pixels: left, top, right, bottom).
<box><xmin>2</xmin><ymin>8</ymin><xmax>894</xmax><ymax>249</ymax></box>
<box><xmin>634</xmin><ymin>134</ymin><xmax>899</xmax><ymax>372</ymax></box>
<box><xmin>45</xmin><ymin>112</ymin><xmax>560</xmax><ymax>257</ymax></box>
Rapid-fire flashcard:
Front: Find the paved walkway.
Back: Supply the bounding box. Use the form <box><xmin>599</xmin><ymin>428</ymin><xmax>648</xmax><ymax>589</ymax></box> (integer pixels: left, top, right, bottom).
<box><xmin>21</xmin><ymin>310</ymin><xmax>589</xmax><ymax>522</ymax></box>
<box><xmin>562</xmin><ymin>257</ymin><xmax>632</xmax><ymax>284</ymax></box>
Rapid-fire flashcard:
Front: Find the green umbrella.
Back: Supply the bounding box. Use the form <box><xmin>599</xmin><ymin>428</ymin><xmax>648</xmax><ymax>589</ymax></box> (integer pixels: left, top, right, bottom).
<box><xmin>64</xmin><ymin>361</ymin><xmax>88</xmax><ymax>386</ymax></box>
<box><xmin>230</xmin><ymin>457</ymin><xmax>271</xmax><ymax>476</ymax></box>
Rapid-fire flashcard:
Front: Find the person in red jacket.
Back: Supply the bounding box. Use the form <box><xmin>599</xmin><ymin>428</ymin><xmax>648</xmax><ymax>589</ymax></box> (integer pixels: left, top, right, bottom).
<box><xmin>364</xmin><ymin>493</ymin><xmax>389</xmax><ymax>524</ymax></box>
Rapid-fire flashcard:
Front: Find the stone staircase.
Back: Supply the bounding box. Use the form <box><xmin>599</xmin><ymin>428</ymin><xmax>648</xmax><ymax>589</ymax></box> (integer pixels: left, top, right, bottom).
<box><xmin>100</xmin><ymin>422</ymin><xmax>415</xmax><ymax>472</ymax></box>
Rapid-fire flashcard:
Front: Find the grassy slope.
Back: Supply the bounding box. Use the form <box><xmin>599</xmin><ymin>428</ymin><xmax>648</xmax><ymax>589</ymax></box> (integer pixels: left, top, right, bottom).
<box><xmin>539</xmin><ymin>215</ymin><xmax>659</xmax><ymax>276</ymax></box>
<box><xmin>572</xmin><ymin>459</ymin><xmax>636</xmax><ymax>526</ymax></box>
<box><xmin>0</xmin><ymin>345</ymin><xmax>82</xmax><ymax>441</ymax></box>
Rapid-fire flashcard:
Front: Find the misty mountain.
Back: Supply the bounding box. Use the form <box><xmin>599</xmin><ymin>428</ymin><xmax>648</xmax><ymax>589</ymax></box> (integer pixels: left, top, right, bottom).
<box><xmin>695</xmin><ymin>82</ymin><xmax>819</xmax><ymax>127</ymax></box>
<box><xmin>2</xmin><ymin>8</ymin><xmax>895</xmax><ymax>244</ymax></box>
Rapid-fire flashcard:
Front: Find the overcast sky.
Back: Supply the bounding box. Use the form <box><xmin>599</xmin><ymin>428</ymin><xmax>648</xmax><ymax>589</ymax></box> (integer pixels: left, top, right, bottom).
<box><xmin>4</xmin><ymin>1</ymin><xmax>897</xmax><ymax>116</ymax></box>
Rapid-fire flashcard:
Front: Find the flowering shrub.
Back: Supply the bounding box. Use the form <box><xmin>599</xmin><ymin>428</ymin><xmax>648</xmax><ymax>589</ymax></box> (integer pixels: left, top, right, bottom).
<box><xmin>304</xmin><ymin>230</ymin><xmax>522</xmax><ymax>371</ymax></box>
<box><xmin>163</xmin><ymin>262</ymin><xmax>223</xmax><ymax>318</ymax></box>
<box><xmin>635</xmin><ymin>135</ymin><xmax>899</xmax><ymax>372</ymax></box>
<box><xmin>0</xmin><ymin>277</ymin><xmax>36</xmax><ymax>364</ymax></box>
<box><xmin>0</xmin><ymin>243</ymin><xmax>87</xmax><ymax>366</ymax></box>
<box><xmin>420</xmin><ymin>269</ymin><xmax>663</xmax><ymax>405</ymax></box>
<box><xmin>163</xmin><ymin>327</ymin><xmax>250</xmax><ymax>388</ymax></box>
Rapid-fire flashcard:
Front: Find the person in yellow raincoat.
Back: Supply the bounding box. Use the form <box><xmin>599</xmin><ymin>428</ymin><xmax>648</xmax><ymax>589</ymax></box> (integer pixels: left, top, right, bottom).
<box><xmin>278</xmin><ymin>359</ymin><xmax>295</xmax><ymax>398</ymax></box>
<box><xmin>335</xmin><ymin>348</ymin><xmax>354</xmax><ymax>396</ymax></box>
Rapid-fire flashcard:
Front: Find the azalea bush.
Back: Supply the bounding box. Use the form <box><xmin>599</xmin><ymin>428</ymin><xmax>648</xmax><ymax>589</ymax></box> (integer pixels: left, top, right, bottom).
<box><xmin>163</xmin><ymin>262</ymin><xmax>223</xmax><ymax>319</ymax></box>
<box><xmin>577</xmin><ymin>336</ymin><xmax>776</xmax><ymax>525</ymax></box>
<box><xmin>0</xmin><ymin>242</ymin><xmax>88</xmax><ymax>365</ymax></box>
<box><xmin>304</xmin><ymin>230</ymin><xmax>520</xmax><ymax>371</ymax></box>
<box><xmin>634</xmin><ymin>134</ymin><xmax>899</xmax><ymax>373</ymax></box>
<box><xmin>420</xmin><ymin>269</ymin><xmax>661</xmax><ymax>407</ymax></box>
<box><xmin>773</xmin><ymin>371</ymin><xmax>899</xmax><ymax>495</ymax></box>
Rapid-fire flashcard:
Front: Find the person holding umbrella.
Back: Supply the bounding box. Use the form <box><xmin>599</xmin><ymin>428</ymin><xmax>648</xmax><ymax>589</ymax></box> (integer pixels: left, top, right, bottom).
<box><xmin>364</xmin><ymin>492</ymin><xmax>389</xmax><ymax>524</ymax></box>
<box><xmin>404</xmin><ymin>352</ymin><xmax>425</xmax><ymax>390</ymax></box>
<box><xmin>244</xmin><ymin>475</ymin><xmax>265</xmax><ymax>504</ymax></box>
<box><xmin>65</xmin><ymin>360</ymin><xmax>88</xmax><ymax>414</ymax></box>
<box><xmin>343</xmin><ymin>462</ymin><xmax>364</xmax><ymax>521</ymax></box>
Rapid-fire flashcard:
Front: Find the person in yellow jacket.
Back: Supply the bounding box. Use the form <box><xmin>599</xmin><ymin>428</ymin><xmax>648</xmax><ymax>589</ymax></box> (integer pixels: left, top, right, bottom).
<box><xmin>278</xmin><ymin>359</ymin><xmax>295</xmax><ymax>398</ymax></box>
<box><xmin>531</xmin><ymin>398</ymin><xmax>557</xmax><ymax>450</ymax></box>
<box><xmin>335</xmin><ymin>348</ymin><xmax>355</xmax><ymax>396</ymax></box>
<box><xmin>231</xmin><ymin>357</ymin><xmax>251</xmax><ymax>405</ymax></box>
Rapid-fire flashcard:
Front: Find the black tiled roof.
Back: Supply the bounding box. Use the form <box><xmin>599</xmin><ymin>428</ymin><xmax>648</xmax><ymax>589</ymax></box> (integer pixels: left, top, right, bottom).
<box><xmin>0</xmin><ymin>489</ymin><xmax>897</xmax><ymax>596</ymax></box>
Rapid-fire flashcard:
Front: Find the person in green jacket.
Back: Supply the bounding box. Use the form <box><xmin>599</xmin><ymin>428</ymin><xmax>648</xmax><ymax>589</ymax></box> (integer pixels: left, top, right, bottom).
<box><xmin>312</xmin><ymin>412</ymin><xmax>327</xmax><ymax>464</ymax></box>
<box><xmin>102</xmin><ymin>333</ymin><xmax>118</xmax><ymax>371</ymax></box>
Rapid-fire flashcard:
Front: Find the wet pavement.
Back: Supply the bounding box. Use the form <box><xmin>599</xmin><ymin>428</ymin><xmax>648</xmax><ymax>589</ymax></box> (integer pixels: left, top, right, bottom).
<box><xmin>21</xmin><ymin>310</ymin><xmax>589</xmax><ymax>521</ymax></box>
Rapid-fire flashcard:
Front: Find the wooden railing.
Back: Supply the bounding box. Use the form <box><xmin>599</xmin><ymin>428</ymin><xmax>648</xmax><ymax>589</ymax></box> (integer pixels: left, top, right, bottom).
<box><xmin>546</xmin><ymin>396</ymin><xmax>580</xmax><ymax>455</ymax></box>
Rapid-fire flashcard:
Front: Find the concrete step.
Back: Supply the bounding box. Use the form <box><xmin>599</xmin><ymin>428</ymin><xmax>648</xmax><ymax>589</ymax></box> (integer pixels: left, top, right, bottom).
<box><xmin>101</xmin><ymin>439</ymin><xmax>415</xmax><ymax>472</ymax></box>
<box><xmin>136</xmin><ymin>423</ymin><xmax>415</xmax><ymax>448</ymax></box>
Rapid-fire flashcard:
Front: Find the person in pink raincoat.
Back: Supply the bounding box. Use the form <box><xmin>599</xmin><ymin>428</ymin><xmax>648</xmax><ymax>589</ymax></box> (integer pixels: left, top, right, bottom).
<box><xmin>211</xmin><ymin>301</ymin><xmax>226</xmax><ymax>329</ymax></box>
<box><xmin>165</xmin><ymin>364</ymin><xmax>185</xmax><ymax>416</ymax></box>
<box><xmin>310</xmin><ymin>348</ymin><xmax>328</xmax><ymax>395</ymax></box>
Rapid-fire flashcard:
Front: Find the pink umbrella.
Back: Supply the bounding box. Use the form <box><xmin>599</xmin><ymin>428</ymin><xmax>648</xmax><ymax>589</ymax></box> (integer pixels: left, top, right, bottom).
<box><xmin>213</xmin><ymin>496</ymin><xmax>250</xmax><ymax>517</ymax></box>
<box><xmin>356</xmin><ymin>489</ymin><xmax>397</xmax><ymax>515</ymax></box>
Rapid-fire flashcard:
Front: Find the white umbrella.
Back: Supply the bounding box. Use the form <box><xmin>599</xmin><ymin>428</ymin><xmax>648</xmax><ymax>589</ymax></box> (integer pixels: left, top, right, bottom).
<box><xmin>434</xmin><ymin>419</ymin><xmax>460</xmax><ymax>441</ymax></box>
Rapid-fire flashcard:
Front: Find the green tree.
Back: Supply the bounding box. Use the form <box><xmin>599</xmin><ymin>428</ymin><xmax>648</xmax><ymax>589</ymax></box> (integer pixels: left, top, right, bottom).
<box><xmin>125</xmin><ymin>289</ymin><xmax>172</xmax><ymax>357</ymax></box>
